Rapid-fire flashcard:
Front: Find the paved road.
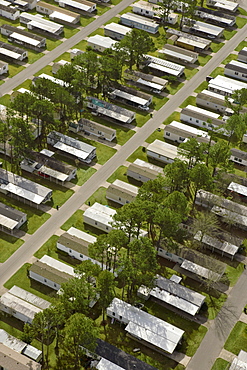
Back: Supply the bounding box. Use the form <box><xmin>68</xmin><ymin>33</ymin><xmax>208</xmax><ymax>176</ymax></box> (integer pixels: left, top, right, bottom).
<box><xmin>0</xmin><ymin>23</ymin><xmax>247</xmax><ymax>289</ymax></box>
<box><xmin>0</xmin><ymin>0</ymin><xmax>134</xmax><ymax>97</ymax></box>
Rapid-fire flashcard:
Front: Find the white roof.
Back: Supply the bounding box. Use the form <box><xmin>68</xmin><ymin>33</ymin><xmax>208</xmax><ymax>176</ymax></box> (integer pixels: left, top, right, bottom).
<box><xmin>149</xmin><ymin>62</ymin><xmax>182</xmax><ymax>76</ymax></box>
<box><xmin>177</xmin><ymin>36</ymin><xmax>207</xmax><ymax>50</ymax></box>
<box><xmin>159</xmin><ymin>48</ymin><xmax>194</xmax><ymax>63</ymax></box>
<box><xmin>0</xmin><ymin>292</ymin><xmax>41</xmax><ymax>321</ymax></box>
<box><xmin>208</xmin><ymin>75</ymin><xmax>247</xmax><ymax>95</ymax></box>
<box><xmin>214</xmin><ymin>0</ymin><xmax>238</xmax><ymax>11</ymax></box>
<box><xmin>211</xmin><ymin>206</ymin><xmax>247</xmax><ymax>228</ymax></box>
<box><xmin>39</xmin><ymin>255</ymin><xmax>75</xmax><ymax>277</ymax></box>
<box><xmin>137</xmin><ymin>77</ymin><xmax>163</xmax><ymax>91</ymax></box>
<box><xmin>133</xmin><ymin>159</ymin><xmax>163</xmax><ymax>173</ymax></box>
<box><xmin>166</xmin><ymin>121</ymin><xmax>210</xmax><ymax>138</ymax></box>
<box><xmin>104</xmin><ymin>22</ymin><xmax>131</xmax><ymax>36</ymax></box>
<box><xmin>121</xmin><ymin>12</ymin><xmax>159</xmax><ymax>28</ymax></box>
<box><xmin>111</xmin><ymin>179</ymin><xmax>139</xmax><ymax>195</ymax></box>
<box><xmin>227</xmin><ymin>59</ymin><xmax>247</xmax><ymax>71</ymax></box>
<box><xmin>194</xmin><ymin>232</ymin><xmax>238</xmax><ymax>256</ymax></box>
<box><xmin>199</xmin><ymin>89</ymin><xmax>232</xmax><ymax>102</ymax></box>
<box><xmin>0</xmin><ymin>214</ymin><xmax>18</xmax><ymax>230</ymax></box>
<box><xmin>180</xmin><ymin>260</ymin><xmax>221</xmax><ymax>281</ymax></box>
<box><xmin>147</xmin><ymin>139</ymin><xmax>186</xmax><ymax>161</ymax></box>
<box><xmin>133</xmin><ymin>0</ymin><xmax>159</xmax><ymax>11</ymax></box>
<box><xmin>67</xmin><ymin>227</ymin><xmax>97</xmax><ymax>244</ymax></box>
<box><xmin>96</xmin><ymin>106</ymin><xmax>131</xmax><ymax>123</ymax></box>
<box><xmin>0</xmin><ymin>330</ymin><xmax>26</xmax><ymax>353</ymax></box>
<box><xmin>111</xmin><ymin>89</ymin><xmax>148</xmax><ymax>106</ymax></box>
<box><xmin>184</xmin><ymin>104</ymin><xmax>220</xmax><ymax>119</ymax></box>
<box><xmin>230</xmin><ymin>350</ymin><xmax>247</xmax><ymax>370</ymax></box>
<box><xmin>38</xmin><ymin>73</ymin><xmax>68</xmax><ymax>87</ymax></box>
<box><xmin>189</xmin><ymin>20</ymin><xmax>224</xmax><ymax>36</ymax></box>
<box><xmin>21</xmin><ymin>13</ymin><xmax>63</xmax><ymax>32</ymax></box>
<box><xmin>40</xmin><ymin>148</ymin><xmax>54</xmax><ymax>157</ymax></box>
<box><xmin>107</xmin><ymin>298</ymin><xmax>184</xmax><ymax>354</ymax></box>
<box><xmin>146</xmin><ymin>55</ymin><xmax>184</xmax><ymax>72</ymax></box>
<box><xmin>10</xmin><ymin>32</ymin><xmax>40</xmax><ymax>46</ymax></box>
<box><xmin>54</xmin><ymin>141</ymin><xmax>89</xmax><ymax>160</ymax></box>
<box><xmin>8</xmin><ymin>286</ymin><xmax>50</xmax><ymax>310</ymax></box>
<box><xmin>0</xmin><ymin>48</ymin><xmax>21</xmax><ymax>59</ymax></box>
<box><xmin>59</xmin><ymin>0</ymin><xmax>91</xmax><ymax>11</ymax></box>
<box><xmin>96</xmin><ymin>358</ymin><xmax>125</xmax><ymax>370</ymax></box>
<box><xmin>50</xmin><ymin>10</ymin><xmax>76</xmax><ymax>23</ymax></box>
<box><xmin>87</xmin><ymin>35</ymin><xmax>117</xmax><ymax>49</ymax></box>
<box><xmin>0</xmin><ymin>182</ymin><xmax>44</xmax><ymax>205</ymax></box>
<box><xmin>84</xmin><ymin>202</ymin><xmax>116</xmax><ymax>226</ymax></box>
<box><xmin>38</xmin><ymin>164</ymin><xmax>68</xmax><ymax>182</ymax></box>
<box><xmin>228</xmin><ymin>182</ymin><xmax>247</xmax><ymax>197</ymax></box>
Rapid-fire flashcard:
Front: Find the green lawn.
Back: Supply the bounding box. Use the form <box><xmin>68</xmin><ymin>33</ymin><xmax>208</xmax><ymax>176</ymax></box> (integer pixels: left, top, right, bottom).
<box><xmin>107</xmin><ymin>165</ymin><xmax>128</xmax><ymax>183</ymax></box>
<box><xmin>89</xmin><ymin>28</ymin><xmax>105</xmax><ymax>37</ymax></box>
<box><xmin>197</xmin><ymin>54</ymin><xmax>212</xmax><ymax>67</ymax></box>
<box><xmin>145</xmin><ymin>300</ymin><xmax>207</xmax><ymax>356</ymax></box>
<box><xmin>104</xmin><ymin>16</ymin><xmax>121</xmax><ymax>25</ymax></box>
<box><xmin>224</xmin><ymin>321</ymin><xmax>247</xmax><ymax>355</ymax></box>
<box><xmin>0</xmin><ymin>233</ymin><xmax>24</xmax><ymax>263</ymax></box>
<box><xmin>34</xmin><ymin>65</ymin><xmax>53</xmax><ymax>77</ymax></box>
<box><xmin>222</xmin><ymin>53</ymin><xmax>238</xmax><ymax>65</ymax></box>
<box><xmin>73</xmin><ymin>40</ymin><xmax>88</xmax><ymax>51</ymax></box>
<box><xmin>8</xmin><ymin>65</ymin><xmax>25</xmax><ymax>78</ymax></box>
<box><xmin>225</xmin><ymin>263</ymin><xmax>244</xmax><ymax>287</ymax></box>
<box><xmin>224</xmin><ymin>30</ymin><xmax>237</xmax><ymax>40</ymax></box>
<box><xmin>180</xmin><ymin>96</ymin><xmax>196</xmax><ymax>109</ymax></box>
<box><xmin>0</xmin><ymin>94</ymin><xmax>11</xmax><ymax>106</ymax></box>
<box><xmin>46</xmin><ymin>39</ymin><xmax>62</xmax><ymax>52</ymax></box>
<box><xmin>28</xmin><ymin>51</ymin><xmax>44</xmax><ymax>64</ymax></box>
<box><xmin>71</xmin><ymin>166</ymin><xmax>97</xmax><ymax>186</ymax></box>
<box><xmin>211</xmin><ymin>42</ymin><xmax>224</xmax><ymax>53</ymax></box>
<box><xmin>96</xmin><ymin>4</ymin><xmax>110</xmax><ymax>16</ymax></box>
<box><xmin>4</xmin><ymin>263</ymin><xmax>57</xmax><ymax>302</ymax></box>
<box><xmin>146</xmin><ymin>128</ymin><xmax>164</xmax><ymax>144</ymax></box>
<box><xmin>238</xmin><ymin>7</ymin><xmax>247</xmax><ymax>15</ymax></box>
<box><xmin>61</xmin><ymin>209</ymin><xmax>103</xmax><ymax>237</ymax></box>
<box><xmin>167</xmin><ymin>81</ymin><xmax>184</xmax><ymax>95</ymax></box>
<box><xmin>236</xmin><ymin>16</ymin><xmax>247</xmax><ymax>29</ymax></box>
<box><xmin>119</xmin><ymin>6</ymin><xmax>132</xmax><ymax>15</ymax></box>
<box><xmin>34</xmin><ymin>235</ymin><xmax>60</xmax><ymax>259</ymax></box>
<box><xmin>86</xmin><ymin>186</ymin><xmax>107</xmax><ymax>206</ymax></box>
<box><xmin>194</xmin><ymin>81</ymin><xmax>208</xmax><ymax>93</ymax></box>
<box><xmin>163</xmin><ymin>111</ymin><xmax>180</xmax><ymax>125</ymax></box>
<box><xmin>127</xmin><ymin>146</ymin><xmax>148</xmax><ymax>163</ymax></box>
<box><xmin>210</xmin><ymin>67</ymin><xmax>224</xmax><ymax>78</ymax></box>
<box><xmin>80</xmin><ymin>16</ymin><xmax>95</xmax><ymax>28</ymax></box>
<box><xmin>13</xmin><ymin>79</ymin><xmax>32</xmax><ymax>91</ymax></box>
<box><xmin>53</xmin><ymin>52</ymin><xmax>71</xmax><ymax>63</ymax></box>
<box><xmin>152</xmin><ymin>96</ymin><xmax>169</xmax><ymax>111</ymax></box>
<box><xmin>211</xmin><ymin>358</ymin><xmax>230</xmax><ymax>370</ymax></box>
<box><xmin>63</xmin><ymin>27</ymin><xmax>80</xmax><ymax>39</ymax></box>
<box><xmin>235</xmin><ymin>40</ymin><xmax>247</xmax><ymax>52</ymax></box>
<box><xmin>135</xmin><ymin>112</ymin><xmax>150</xmax><ymax>127</ymax></box>
<box><xmin>184</xmin><ymin>68</ymin><xmax>198</xmax><ymax>80</ymax></box>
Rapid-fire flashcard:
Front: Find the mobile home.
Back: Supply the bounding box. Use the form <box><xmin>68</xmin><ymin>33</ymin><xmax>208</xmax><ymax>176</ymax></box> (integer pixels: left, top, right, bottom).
<box><xmin>146</xmin><ymin>139</ymin><xmax>187</xmax><ymax>164</ymax></box>
<box><xmin>180</xmin><ymin>105</ymin><xmax>223</xmax><ymax>130</ymax></box>
<box><xmin>208</xmin><ymin>75</ymin><xmax>247</xmax><ymax>96</ymax></box>
<box><xmin>159</xmin><ymin>44</ymin><xmax>198</xmax><ymax>64</ymax></box>
<box><xmin>182</xmin><ymin>19</ymin><xmax>224</xmax><ymax>39</ymax></box>
<box><xmin>195</xmin><ymin>6</ymin><xmax>235</xmax><ymax>27</ymax></box>
<box><xmin>224</xmin><ymin>60</ymin><xmax>247</xmax><ymax>82</ymax></box>
<box><xmin>20</xmin><ymin>13</ymin><xmax>64</xmax><ymax>36</ymax></box>
<box><xmin>0</xmin><ymin>3</ymin><xmax>20</xmax><ymax>21</ymax></box>
<box><xmin>230</xmin><ymin>148</ymin><xmax>247</xmax><ymax>169</ymax></box>
<box><xmin>104</xmin><ymin>22</ymin><xmax>132</xmax><ymax>41</ymax></box>
<box><xmin>127</xmin><ymin>158</ymin><xmax>164</xmax><ymax>182</ymax></box>
<box><xmin>238</xmin><ymin>47</ymin><xmax>247</xmax><ymax>64</ymax></box>
<box><xmin>0</xmin><ymin>24</ymin><xmax>46</xmax><ymax>50</ymax></box>
<box><xmin>120</xmin><ymin>12</ymin><xmax>159</xmax><ymax>34</ymax></box>
<box><xmin>87</xmin><ymin>35</ymin><xmax>117</xmax><ymax>52</ymax></box>
<box><xmin>144</xmin><ymin>54</ymin><xmax>185</xmax><ymax>77</ymax></box>
<box><xmin>166</xmin><ymin>28</ymin><xmax>211</xmax><ymax>51</ymax></box>
<box><xmin>0</xmin><ymin>41</ymin><xmax>27</xmax><ymax>62</ymax></box>
<box><xmin>164</xmin><ymin>121</ymin><xmax>211</xmax><ymax>144</ymax></box>
<box><xmin>56</xmin><ymin>0</ymin><xmax>96</xmax><ymax>13</ymax></box>
<box><xmin>36</xmin><ymin>1</ymin><xmax>80</xmax><ymax>24</ymax></box>
<box><xmin>132</xmin><ymin>1</ymin><xmax>178</xmax><ymax>24</ymax></box>
<box><xmin>109</xmin><ymin>86</ymin><xmax>152</xmax><ymax>111</ymax></box>
<box><xmin>0</xmin><ymin>202</ymin><xmax>27</xmax><ymax>234</ymax></box>
<box><xmin>70</xmin><ymin>118</ymin><xmax>116</xmax><ymax>141</ymax></box>
<box><xmin>206</xmin><ymin>0</ymin><xmax>238</xmax><ymax>12</ymax></box>
<box><xmin>106</xmin><ymin>179</ymin><xmax>138</xmax><ymax>205</ymax></box>
<box><xmin>124</xmin><ymin>69</ymin><xmax>168</xmax><ymax>93</ymax></box>
<box><xmin>0</xmin><ymin>60</ymin><xmax>8</xmax><ymax>75</ymax></box>
<box><xmin>196</xmin><ymin>89</ymin><xmax>234</xmax><ymax>114</ymax></box>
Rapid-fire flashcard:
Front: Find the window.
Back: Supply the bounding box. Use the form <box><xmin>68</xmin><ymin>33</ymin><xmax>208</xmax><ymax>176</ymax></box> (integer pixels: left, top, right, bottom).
<box><xmin>54</xmin><ymin>284</ymin><xmax>57</xmax><ymax>287</ymax></box>
<box><xmin>106</xmin><ymin>226</ymin><xmax>108</xmax><ymax>230</ymax></box>
<box><xmin>44</xmin><ymin>279</ymin><xmax>47</xmax><ymax>282</ymax></box>
<box><xmin>179</xmin><ymin>137</ymin><xmax>185</xmax><ymax>141</ymax></box>
<box><xmin>119</xmin><ymin>315</ymin><xmax>122</xmax><ymax>320</ymax></box>
<box><xmin>69</xmin><ymin>249</ymin><xmax>72</xmax><ymax>253</ymax></box>
<box><xmin>112</xmin><ymin>312</ymin><xmax>115</xmax><ymax>316</ymax></box>
<box><xmin>95</xmin><ymin>221</ymin><xmax>97</xmax><ymax>225</ymax></box>
<box><xmin>190</xmin><ymin>118</ymin><xmax>192</xmax><ymax>121</ymax></box>
<box><xmin>119</xmin><ymin>197</ymin><xmax>121</xmax><ymax>201</ymax></box>
<box><xmin>166</xmin><ymin>132</ymin><xmax>170</xmax><ymax>136</ymax></box>
<box><xmin>80</xmin><ymin>254</ymin><xmax>83</xmax><ymax>258</ymax></box>
<box><xmin>235</xmin><ymin>72</ymin><xmax>239</xmax><ymax>75</ymax></box>
<box><xmin>196</xmin><ymin>120</ymin><xmax>199</xmax><ymax>123</ymax></box>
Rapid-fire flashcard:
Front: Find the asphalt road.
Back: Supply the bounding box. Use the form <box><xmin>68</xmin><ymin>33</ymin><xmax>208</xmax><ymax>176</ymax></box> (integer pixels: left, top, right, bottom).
<box><xmin>0</xmin><ymin>0</ymin><xmax>135</xmax><ymax>97</ymax></box>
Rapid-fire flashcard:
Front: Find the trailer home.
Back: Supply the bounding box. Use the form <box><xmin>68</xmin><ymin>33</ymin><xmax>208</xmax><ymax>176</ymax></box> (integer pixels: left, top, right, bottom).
<box><xmin>230</xmin><ymin>148</ymin><xmax>247</xmax><ymax>169</ymax></box>
<box><xmin>106</xmin><ymin>179</ymin><xmax>138</xmax><ymax>205</ymax></box>
<box><xmin>144</xmin><ymin>54</ymin><xmax>185</xmax><ymax>77</ymax></box>
<box><xmin>36</xmin><ymin>1</ymin><xmax>80</xmax><ymax>24</ymax></box>
<box><xmin>0</xmin><ymin>343</ymin><xmax>41</xmax><ymax>370</ymax></box>
<box><xmin>146</xmin><ymin>139</ymin><xmax>187</xmax><ymax>164</ymax></box>
<box><xmin>127</xmin><ymin>158</ymin><xmax>164</xmax><ymax>182</ymax></box>
<box><xmin>238</xmin><ymin>47</ymin><xmax>247</xmax><ymax>64</ymax></box>
<box><xmin>20</xmin><ymin>13</ymin><xmax>64</xmax><ymax>36</ymax></box>
<box><xmin>206</xmin><ymin>0</ymin><xmax>238</xmax><ymax>12</ymax></box>
<box><xmin>194</xmin><ymin>232</ymin><xmax>239</xmax><ymax>259</ymax></box>
<box><xmin>0</xmin><ymin>202</ymin><xmax>27</xmax><ymax>234</ymax></box>
<box><xmin>228</xmin><ymin>182</ymin><xmax>247</xmax><ymax>203</ymax></box>
<box><xmin>166</xmin><ymin>28</ymin><xmax>211</xmax><ymax>51</ymax></box>
<box><xmin>196</xmin><ymin>89</ymin><xmax>234</xmax><ymax>114</ymax></box>
<box><xmin>0</xmin><ymin>3</ymin><xmax>20</xmax><ymax>21</ymax></box>
<box><xmin>208</xmin><ymin>75</ymin><xmax>247</xmax><ymax>96</ymax></box>
<box><xmin>0</xmin><ymin>24</ymin><xmax>46</xmax><ymax>50</ymax></box>
<box><xmin>182</xmin><ymin>19</ymin><xmax>224</xmax><ymax>39</ymax></box>
<box><xmin>180</xmin><ymin>105</ymin><xmax>223</xmax><ymax>130</ymax></box>
<box><xmin>120</xmin><ymin>13</ymin><xmax>159</xmax><ymax>34</ymax></box>
<box><xmin>164</xmin><ymin>121</ymin><xmax>211</xmax><ymax>144</ymax></box>
<box><xmin>159</xmin><ymin>44</ymin><xmax>198</xmax><ymax>64</ymax></box>
<box><xmin>109</xmin><ymin>86</ymin><xmax>152</xmax><ymax>111</ymax></box>
<box><xmin>106</xmin><ymin>298</ymin><xmax>184</xmax><ymax>354</ymax></box>
<box><xmin>87</xmin><ymin>35</ymin><xmax>117</xmax><ymax>52</ymax></box>
<box><xmin>70</xmin><ymin>118</ymin><xmax>116</xmax><ymax>141</ymax></box>
<box><xmin>55</xmin><ymin>0</ymin><xmax>96</xmax><ymax>13</ymax></box>
<box><xmin>47</xmin><ymin>131</ymin><xmax>96</xmax><ymax>164</ymax></box>
<box><xmin>230</xmin><ymin>351</ymin><xmax>247</xmax><ymax>370</ymax></box>
<box><xmin>124</xmin><ymin>69</ymin><xmax>168</xmax><ymax>93</ymax></box>
<box><xmin>132</xmin><ymin>1</ymin><xmax>178</xmax><ymax>24</ymax></box>
<box><xmin>87</xmin><ymin>97</ymin><xmax>135</xmax><ymax>124</ymax></box>
<box><xmin>0</xmin><ymin>41</ymin><xmax>27</xmax><ymax>62</ymax></box>
<box><xmin>224</xmin><ymin>60</ymin><xmax>247</xmax><ymax>82</ymax></box>
<box><xmin>104</xmin><ymin>22</ymin><xmax>131</xmax><ymax>41</ymax></box>
<box><xmin>195</xmin><ymin>6</ymin><xmax>235</xmax><ymax>27</ymax></box>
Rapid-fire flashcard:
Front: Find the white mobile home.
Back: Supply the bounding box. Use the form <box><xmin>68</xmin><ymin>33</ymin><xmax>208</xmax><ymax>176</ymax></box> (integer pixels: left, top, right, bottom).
<box><xmin>96</xmin><ymin>358</ymin><xmax>125</xmax><ymax>370</ymax></box>
<box><xmin>124</xmin><ymin>69</ymin><xmax>168</xmax><ymax>93</ymax></box>
<box><xmin>33</xmin><ymin>73</ymin><xmax>68</xmax><ymax>88</ymax></box>
<box><xmin>228</xmin><ymin>182</ymin><xmax>247</xmax><ymax>203</ymax></box>
<box><xmin>70</xmin><ymin>118</ymin><xmax>116</xmax><ymax>141</ymax></box>
<box><xmin>164</xmin><ymin>121</ymin><xmax>211</xmax><ymax>144</ymax></box>
<box><xmin>195</xmin><ymin>6</ymin><xmax>235</xmax><ymax>27</ymax></box>
<box><xmin>180</xmin><ymin>105</ymin><xmax>223</xmax><ymax>130</ymax></box>
<box><xmin>47</xmin><ymin>131</ymin><xmax>96</xmax><ymax>164</ymax></box>
<box><xmin>56</xmin><ymin>0</ymin><xmax>96</xmax><ymax>13</ymax></box>
<box><xmin>87</xmin><ymin>35</ymin><xmax>117</xmax><ymax>52</ymax></box>
<box><xmin>224</xmin><ymin>60</ymin><xmax>247</xmax><ymax>83</ymax></box>
<box><xmin>83</xmin><ymin>202</ymin><xmax>148</xmax><ymax>238</ymax></box>
<box><xmin>36</xmin><ymin>2</ymin><xmax>80</xmax><ymax>24</ymax></box>
<box><xmin>120</xmin><ymin>13</ymin><xmax>159</xmax><ymax>34</ymax></box>
<box><xmin>159</xmin><ymin>44</ymin><xmax>198</xmax><ymax>64</ymax></box>
<box><xmin>127</xmin><ymin>158</ymin><xmax>164</xmax><ymax>182</ymax></box>
<box><xmin>0</xmin><ymin>3</ymin><xmax>20</xmax><ymax>21</ymax></box>
<box><xmin>132</xmin><ymin>1</ymin><xmax>178</xmax><ymax>24</ymax></box>
<box><xmin>230</xmin><ymin>148</ymin><xmax>247</xmax><ymax>169</ymax></box>
<box><xmin>182</xmin><ymin>19</ymin><xmax>224</xmax><ymax>39</ymax></box>
<box><xmin>110</xmin><ymin>86</ymin><xmax>152</xmax><ymax>111</ymax></box>
<box><xmin>20</xmin><ymin>13</ymin><xmax>64</xmax><ymax>36</ymax></box>
<box><xmin>0</xmin><ymin>202</ymin><xmax>27</xmax><ymax>234</ymax></box>
<box><xmin>146</xmin><ymin>139</ymin><xmax>187</xmax><ymax>164</ymax></box>
<box><xmin>206</xmin><ymin>0</ymin><xmax>238</xmax><ymax>12</ymax></box>
<box><xmin>70</xmin><ymin>48</ymin><xmax>84</xmax><ymax>59</ymax></box>
<box><xmin>104</xmin><ymin>22</ymin><xmax>131</xmax><ymax>41</ymax></box>
<box><xmin>52</xmin><ymin>59</ymin><xmax>70</xmax><ymax>74</ymax></box>
<box><xmin>0</xmin><ymin>343</ymin><xmax>41</xmax><ymax>370</ymax></box>
<box><xmin>144</xmin><ymin>54</ymin><xmax>184</xmax><ymax>77</ymax></box>
<box><xmin>0</xmin><ymin>168</ymin><xmax>52</xmax><ymax>207</ymax></box>
<box><xmin>138</xmin><ymin>274</ymin><xmax>205</xmax><ymax>316</ymax></box>
<box><xmin>208</xmin><ymin>75</ymin><xmax>247</xmax><ymax>96</ymax></box>
<box><xmin>0</xmin><ymin>41</ymin><xmax>27</xmax><ymax>62</ymax></box>
<box><xmin>166</xmin><ymin>28</ymin><xmax>211</xmax><ymax>51</ymax></box>
<box><xmin>1</xmin><ymin>24</ymin><xmax>46</xmax><ymax>50</ymax></box>
<box><xmin>106</xmin><ymin>179</ymin><xmax>138</xmax><ymax>205</ymax></box>
<box><xmin>229</xmin><ymin>350</ymin><xmax>247</xmax><ymax>370</ymax></box>
<box><xmin>106</xmin><ymin>298</ymin><xmax>184</xmax><ymax>354</ymax></box>
<box><xmin>87</xmin><ymin>97</ymin><xmax>135</xmax><ymax>124</ymax></box>
<box><xmin>180</xmin><ymin>259</ymin><xmax>222</xmax><ymax>282</ymax></box>
<box><xmin>0</xmin><ymin>60</ymin><xmax>8</xmax><ymax>75</ymax></box>
<box><xmin>196</xmin><ymin>89</ymin><xmax>234</xmax><ymax>114</ymax></box>
<box><xmin>194</xmin><ymin>232</ymin><xmax>239</xmax><ymax>259</ymax></box>
<box><xmin>238</xmin><ymin>47</ymin><xmax>247</xmax><ymax>64</ymax></box>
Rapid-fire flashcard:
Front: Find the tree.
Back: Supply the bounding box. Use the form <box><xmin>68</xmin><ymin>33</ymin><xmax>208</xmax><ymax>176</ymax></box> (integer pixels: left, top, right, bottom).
<box><xmin>225</xmin><ymin>88</ymin><xmax>247</xmax><ymax>115</ymax></box>
<box><xmin>222</xmin><ymin>113</ymin><xmax>247</xmax><ymax>146</ymax></box>
<box><xmin>208</xmin><ymin>140</ymin><xmax>231</xmax><ymax>177</ymax></box>
<box><xmin>191</xmin><ymin>211</ymin><xmax>220</xmax><ymax>249</ymax></box>
<box><xmin>158</xmin><ymin>0</ymin><xmax>177</xmax><ymax>24</ymax></box>
<box><xmin>59</xmin><ymin>313</ymin><xmax>99</xmax><ymax>370</ymax></box>
<box><xmin>97</xmin><ymin>270</ymin><xmax>116</xmax><ymax>324</ymax></box>
<box><xmin>164</xmin><ymin>159</ymin><xmax>189</xmax><ymax>192</ymax></box>
<box><xmin>9</xmin><ymin>92</ymin><xmax>36</xmax><ymax>124</ymax></box>
<box><xmin>178</xmin><ymin>138</ymin><xmax>206</xmax><ymax>168</ymax></box>
<box><xmin>119</xmin><ymin>29</ymin><xmax>155</xmax><ymax>70</ymax></box>
<box><xmin>179</xmin><ymin>0</ymin><xmax>197</xmax><ymax>29</ymax></box>
<box><xmin>153</xmin><ymin>206</ymin><xmax>182</xmax><ymax>246</ymax></box>
<box><xmin>190</xmin><ymin>163</ymin><xmax>214</xmax><ymax>207</ymax></box>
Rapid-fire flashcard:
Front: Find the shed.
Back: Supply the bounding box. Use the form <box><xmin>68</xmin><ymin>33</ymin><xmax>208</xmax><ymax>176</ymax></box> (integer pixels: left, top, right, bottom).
<box><xmin>208</xmin><ymin>75</ymin><xmax>247</xmax><ymax>96</ymax></box>
<box><xmin>87</xmin><ymin>35</ymin><xmax>117</xmax><ymax>52</ymax></box>
<box><xmin>224</xmin><ymin>60</ymin><xmax>247</xmax><ymax>82</ymax></box>
<box><xmin>164</xmin><ymin>121</ymin><xmax>211</xmax><ymax>144</ymax></box>
<box><xmin>106</xmin><ymin>179</ymin><xmax>139</xmax><ymax>205</ymax></box>
<box><xmin>159</xmin><ymin>44</ymin><xmax>198</xmax><ymax>64</ymax></box>
<box><xmin>104</xmin><ymin>22</ymin><xmax>131</xmax><ymax>41</ymax></box>
<box><xmin>0</xmin><ymin>202</ymin><xmax>27</xmax><ymax>234</ymax></box>
<box><xmin>146</xmin><ymin>139</ymin><xmax>187</xmax><ymax>164</ymax></box>
<box><xmin>106</xmin><ymin>298</ymin><xmax>184</xmax><ymax>354</ymax></box>
<box><xmin>120</xmin><ymin>13</ymin><xmax>159</xmax><ymax>34</ymax></box>
<box><xmin>127</xmin><ymin>158</ymin><xmax>164</xmax><ymax>182</ymax></box>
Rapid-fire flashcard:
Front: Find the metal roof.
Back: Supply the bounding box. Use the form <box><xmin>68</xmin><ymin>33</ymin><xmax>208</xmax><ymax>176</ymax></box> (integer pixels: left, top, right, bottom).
<box><xmin>38</xmin><ymin>73</ymin><xmax>68</xmax><ymax>87</ymax></box>
<box><xmin>211</xmin><ymin>206</ymin><xmax>247</xmax><ymax>228</ymax></box>
<box><xmin>159</xmin><ymin>48</ymin><xmax>194</xmax><ymax>62</ymax></box>
<box><xmin>0</xmin><ymin>48</ymin><xmax>21</xmax><ymax>59</ymax></box>
<box><xmin>147</xmin><ymin>139</ymin><xmax>187</xmax><ymax>161</ymax></box>
<box><xmin>146</xmin><ymin>55</ymin><xmax>184</xmax><ymax>72</ymax></box>
<box><xmin>184</xmin><ymin>19</ymin><xmax>224</xmax><ymax>36</ymax></box>
<box><xmin>165</xmin><ymin>121</ymin><xmax>210</xmax><ymax>138</ymax></box>
<box><xmin>54</xmin><ymin>141</ymin><xmax>88</xmax><ymax>160</ymax></box>
<box><xmin>59</xmin><ymin>0</ymin><xmax>93</xmax><ymax>11</ymax></box>
<box><xmin>51</xmin><ymin>10</ymin><xmax>76</xmax><ymax>23</ymax></box>
<box><xmin>84</xmin><ymin>202</ymin><xmax>116</xmax><ymax>227</ymax></box>
<box><xmin>0</xmin><ymin>329</ymin><xmax>26</xmax><ymax>353</ymax></box>
<box><xmin>58</xmin><ymin>233</ymin><xmax>90</xmax><ymax>255</ymax></box>
<box><xmin>0</xmin><ymin>292</ymin><xmax>41</xmax><ymax>321</ymax></box>
<box><xmin>208</xmin><ymin>75</ymin><xmax>247</xmax><ymax>95</ymax></box>
<box><xmin>0</xmin><ymin>214</ymin><xmax>18</xmax><ymax>230</ymax></box>
<box><xmin>104</xmin><ymin>22</ymin><xmax>131</xmax><ymax>35</ymax></box>
<box><xmin>121</xmin><ymin>12</ymin><xmax>159</xmax><ymax>28</ymax></box>
<box><xmin>194</xmin><ymin>232</ymin><xmax>239</xmax><ymax>256</ymax></box>
<box><xmin>107</xmin><ymin>180</ymin><xmax>138</xmax><ymax>201</ymax></box>
<box><xmin>0</xmin><ymin>343</ymin><xmax>41</xmax><ymax>370</ymax></box>
<box><xmin>96</xmin><ymin>358</ymin><xmax>125</xmax><ymax>370</ymax></box>
<box><xmin>225</xmin><ymin>60</ymin><xmax>247</xmax><ymax>74</ymax></box>
<box><xmin>8</xmin><ymin>285</ymin><xmax>50</xmax><ymax>310</ymax></box>
<box><xmin>230</xmin><ymin>350</ymin><xmax>247</xmax><ymax>370</ymax></box>
<box><xmin>87</xmin><ymin>35</ymin><xmax>117</xmax><ymax>49</ymax></box>
<box><xmin>180</xmin><ymin>260</ymin><xmax>221</xmax><ymax>281</ymax></box>
<box><xmin>184</xmin><ymin>104</ymin><xmax>220</xmax><ymax>118</ymax></box>
<box><xmin>30</xmin><ymin>261</ymin><xmax>71</xmax><ymax>285</ymax></box>
<box><xmin>67</xmin><ymin>227</ymin><xmax>97</xmax><ymax>244</ymax></box>
<box><xmin>134</xmin><ymin>159</ymin><xmax>164</xmax><ymax>173</ymax></box>
<box><xmin>40</xmin><ymin>255</ymin><xmax>75</xmax><ymax>276</ymax></box>
<box><xmin>111</xmin><ymin>89</ymin><xmax>149</xmax><ymax>106</ymax></box>
<box><xmin>10</xmin><ymin>32</ymin><xmax>41</xmax><ymax>46</ymax></box>
<box><xmin>0</xmin><ymin>183</ymin><xmax>43</xmax><ymax>205</ymax></box>
<box><xmin>20</xmin><ymin>13</ymin><xmax>63</xmax><ymax>33</ymax></box>
<box><xmin>107</xmin><ymin>298</ymin><xmax>184</xmax><ymax>354</ymax></box>
<box><xmin>228</xmin><ymin>182</ymin><xmax>247</xmax><ymax>197</ymax></box>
